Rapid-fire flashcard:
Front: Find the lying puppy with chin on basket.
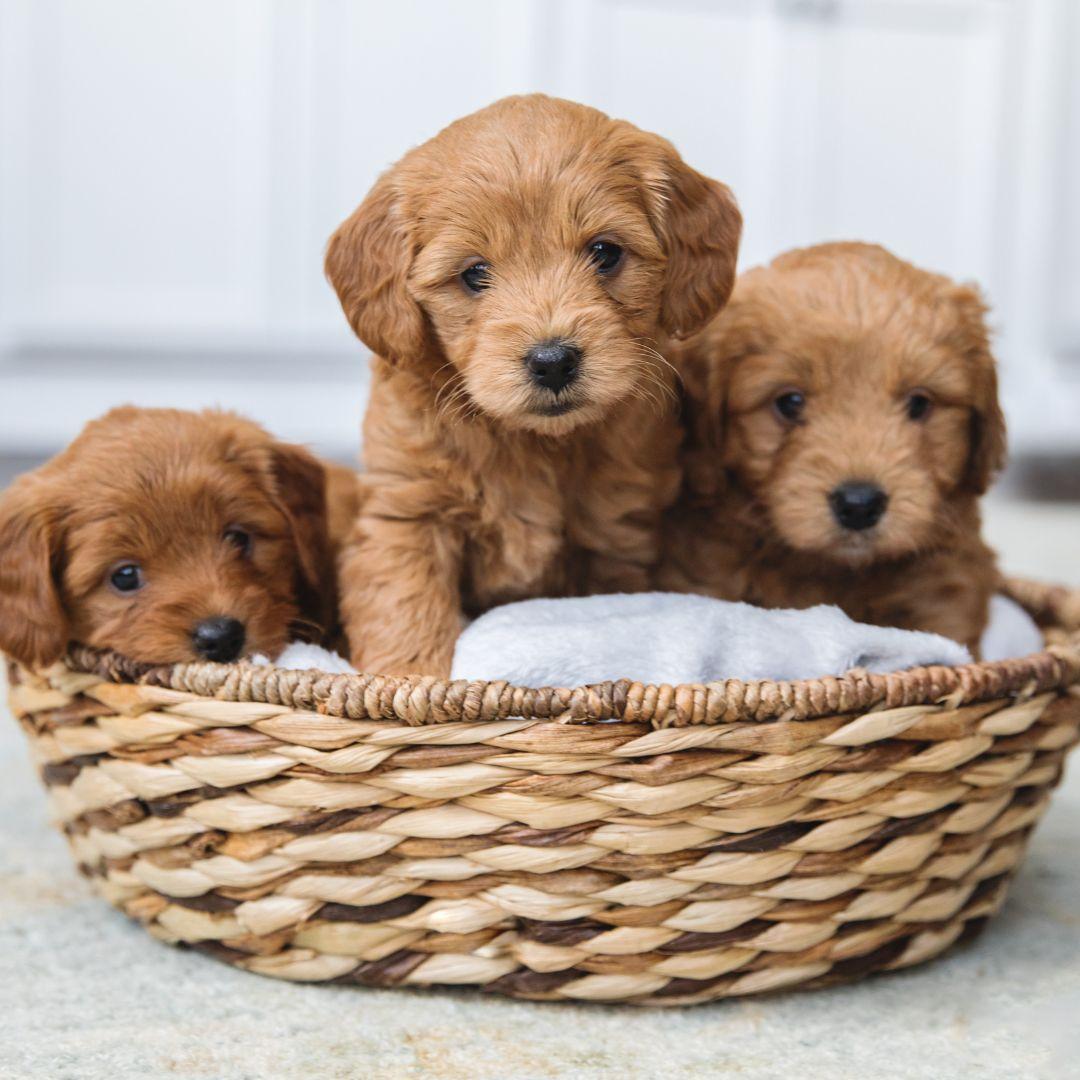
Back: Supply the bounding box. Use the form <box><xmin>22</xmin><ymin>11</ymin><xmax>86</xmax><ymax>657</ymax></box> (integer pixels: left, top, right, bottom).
<box><xmin>658</xmin><ymin>241</ymin><xmax>1007</xmax><ymax>655</ymax></box>
<box><xmin>0</xmin><ymin>407</ymin><xmax>358</xmax><ymax>669</ymax></box>
<box><xmin>325</xmin><ymin>93</ymin><xmax>742</xmax><ymax>677</ymax></box>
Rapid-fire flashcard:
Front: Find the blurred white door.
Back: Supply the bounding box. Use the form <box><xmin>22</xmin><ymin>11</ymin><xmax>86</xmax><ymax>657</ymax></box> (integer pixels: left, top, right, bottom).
<box><xmin>0</xmin><ymin>0</ymin><xmax>1076</xmax><ymax>458</ymax></box>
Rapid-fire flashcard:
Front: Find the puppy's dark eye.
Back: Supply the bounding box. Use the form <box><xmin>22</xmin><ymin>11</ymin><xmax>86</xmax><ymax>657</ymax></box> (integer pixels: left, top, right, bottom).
<box><xmin>774</xmin><ymin>391</ymin><xmax>806</xmax><ymax>423</ymax></box>
<box><xmin>224</xmin><ymin>528</ymin><xmax>252</xmax><ymax>556</ymax></box>
<box><xmin>587</xmin><ymin>240</ymin><xmax>623</xmax><ymax>274</ymax></box>
<box><xmin>906</xmin><ymin>391</ymin><xmax>933</xmax><ymax>421</ymax></box>
<box><xmin>460</xmin><ymin>261</ymin><xmax>492</xmax><ymax>293</ymax></box>
<box><xmin>109</xmin><ymin>563</ymin><xmax>144</xmax><ymax>593</ymax></box>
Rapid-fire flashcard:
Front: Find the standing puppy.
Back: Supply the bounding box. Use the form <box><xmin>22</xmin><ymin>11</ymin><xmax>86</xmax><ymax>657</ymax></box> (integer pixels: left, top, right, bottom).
<box><xmin>660</xmin><ymin>243</ymin><xmax>1005</xmax><ymax>653</ymax></box>
<box><xmin>327</xmin><ymin>94</ymin><xmax>741</xmax><ymax>675</ymax></box>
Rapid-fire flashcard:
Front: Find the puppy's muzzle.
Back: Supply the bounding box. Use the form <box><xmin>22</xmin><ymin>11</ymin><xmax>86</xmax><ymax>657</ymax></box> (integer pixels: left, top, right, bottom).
<box><xmin>829</xmin><ymin>482</ymin><xmax>888</xmax><ymax>532</ymax></box>
<box><xmin>524</xmin><ymin>341</ymin><xmax>580</xmax><ymax>394</ymax></box>
<box><xmin>192</xmin><ymin>616</ymin><xmax>246</xmax><ymax>662</ymax></box>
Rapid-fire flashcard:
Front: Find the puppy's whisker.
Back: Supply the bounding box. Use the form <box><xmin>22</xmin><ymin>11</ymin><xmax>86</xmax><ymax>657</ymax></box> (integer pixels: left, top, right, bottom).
<box><xmin>630</xmin><ymin>338</ymin><xmax>683</xmax><ymax>387</ymax></box>
<box><xmin>288</xmin><ymin>616</ymin><xmax>324</xmax><ymax>645</ymax></box>
<box><xmin>626</xmin><ymin>377</ymin><xmax>669</xmax><ymax>420</ymax></box>
<box><xmin>629</xmin><ymin>345</ymin><xmax>680</xmax><ymax>402</ymax></box>
<box><xmin>434</xmin><ymin>378</ymin><xmax>475</xmax><ymax>427</ymax></box>
<box><xmin>446</xmin><ymin>396</ymin><xmax>480</xmax><ymax>429</ymax></box>
<box><xmin>438</xmin><ymin>401</ymin><xmax>468</xmax><ymax>429</ymax></box>
<box><xmin>639</xmin><ymin>379</ymin><xmax>669</xmax><ymax>415</ymax></box>
<box><xmin>431</xmin><ymin>362</ymin><xmax>464</xmax><ymax>414</ymax></box>
<box><xmin>631</xmin><ymin>354</ymin><xmax>678</xmax><ymax>414</ymax></box>
<box><xmin>433</xmin><ymin>373</ymin><xmax>465</xmax><ymax>412</ymax></box>
<box><xmin>434</xmin><ymin>384</ymin><xmax>460</xmax><ymax>416</ymax></box>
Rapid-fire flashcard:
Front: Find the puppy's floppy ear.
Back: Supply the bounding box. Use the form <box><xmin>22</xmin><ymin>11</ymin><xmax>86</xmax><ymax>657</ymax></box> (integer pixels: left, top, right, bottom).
<box><xmin>0</xmin><ymin>478</ymin><xmax>69</xmax><ymax>668</ymax></box>
<box><xmin>966</xmin><ymin>359</ymin><xmax>1007</xmax><ymax>495</ymax></box>
<box><xmin>266</xmin><ymin>443</ymin><xmax>329</xmax><ymax>582</ymax></box>
<box><xmin>325</xmin><ymin>172</ymin><xmax>428</xmax><ymax>365</ymax></box>
<box><xmin>683</xmin><ymin>281</ymin><xmax>777</xmax><ymax>498</ymax></box>
<box><xmin>643</xmin><ymin>143</ymin><xmax>742</xmax><ymax>340</ymax></box>
<box><xmin>949</xmin><ymin>285</ymin><xmax>1007</xmax><ymax>494</ymax></box>
<box><xmin>677</xmin><ymin>342</ymin><xmax>729</xmax><ymax>502</ymax></box>
<box><xmin>263</xmin><ymin>443</ymin><xmax>335</xmax><ymax>634</ymax></box>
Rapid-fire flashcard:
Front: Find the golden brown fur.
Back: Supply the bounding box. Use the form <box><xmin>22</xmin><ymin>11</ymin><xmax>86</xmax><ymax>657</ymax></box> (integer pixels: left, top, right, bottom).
<box><xmin>327</xmin><ymin>94</ymin><xmax>741</xmax><ymax>674</ymax></box>
<box><xmin>0</xmin><ymin>407</ymin><xmax>359</xmax><ymax>668</ymax></box>
<box><xmin>659</xmin><ymin>243</ymin><xmax>1005</xmax><ymax>653</ymax></box>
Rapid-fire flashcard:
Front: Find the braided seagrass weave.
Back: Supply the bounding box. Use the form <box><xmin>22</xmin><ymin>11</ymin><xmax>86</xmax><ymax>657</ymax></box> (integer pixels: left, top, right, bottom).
<box><xmin>7</xmin><ymin>578</ymin><xmax>1080</xmax><ymax>1005</ymax></box>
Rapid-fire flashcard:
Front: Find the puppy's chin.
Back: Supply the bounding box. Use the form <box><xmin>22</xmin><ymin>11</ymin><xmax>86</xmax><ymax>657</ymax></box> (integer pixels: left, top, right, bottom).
<box><xmin>516</xmin><ymin>394</ymin><xmax>608</xmax><ymax>436</ymax></box>
<box><xmin>771</xmin><ymin>514</ymin><xmax>930</xmax><ymax>568</ymax></box>
<box><xmin>464</xmin><ymin>381</ymin><xmax>607</xmax><ymax>436</ymax></box>
<box><xmin>816</xmin><ymin>531</ymin><xmax>888</xmax><ymax>568</ymax></box>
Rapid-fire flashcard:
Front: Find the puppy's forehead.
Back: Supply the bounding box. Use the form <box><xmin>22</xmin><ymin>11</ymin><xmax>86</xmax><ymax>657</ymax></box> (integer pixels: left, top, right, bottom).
<box><xmin>760</xmin><ymin>322</ymin><xmax>970</xmax><ymax>397</ymax></box>
<box><xmin>402</xmin><ymin>106</ymin><xmax>656</xmax><ymax>251</ymax></box>
<box><xmin>416</xmin><ymin>94</ymin><xmax>632</xmax><ymax>179</ymax></box>
<box><xmin>755</xmin><ymin>264</ymin><xmax>980</xmax><ymax>391</ymax></box>
<box><xmin>65</xmin><ymin>457</ymin><xmax>284</xmax><ymax>552</ymax></box>
<box><xmin>417</xmin><ymin>175</ymin><xmax>651</xmax><ymax>255</ymax></box>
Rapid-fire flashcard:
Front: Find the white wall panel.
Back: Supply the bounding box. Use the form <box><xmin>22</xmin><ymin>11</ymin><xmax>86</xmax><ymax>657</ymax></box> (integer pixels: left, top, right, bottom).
<box><xmin>572</xmin><ymin>1</ymin><xmax>759</xmax><ymax>183</ymax></box>
<box><xmin>1053</xmin><ymin>1</ymin><xmax>1080</xmax><ymax>355</ymax></box>
<box><xmin>811</xmin><ymin>2</ymin><xmax>1007</xmax><ymax>288</ymax></box>
<box><xmin>23</xmin><ymin>0</ymin><xmax>274</xmax><ymax>330</ymax></box>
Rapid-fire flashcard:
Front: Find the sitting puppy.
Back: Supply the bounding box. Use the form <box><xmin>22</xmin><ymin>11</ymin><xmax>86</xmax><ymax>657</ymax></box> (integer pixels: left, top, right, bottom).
<box><xmin>659</xmin><ymin>242</ymin><xmax>1005</xmax><ymax>653</ymax></box>
<box><xmin>0</xmin><ymin>407</ymin><xmax>359</xmax><ymax>668</ymax></box>
<box><xmin>326</xmin><ymin>93</ymin><xmax>742</xmax><ymax>675</ymax></box>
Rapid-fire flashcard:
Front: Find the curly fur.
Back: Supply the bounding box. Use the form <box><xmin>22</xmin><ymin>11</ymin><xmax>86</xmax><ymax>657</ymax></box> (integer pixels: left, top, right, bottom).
<box><xmin>326</xmin><ymin>94</ymin><xmax>741</xmax><ymax>675</ymax></box>
<box><xmin>0</xmin><ymin>407</ymin><xmax>358</xmax><ymax>667</ymax></box>
<box><xmin>659</xmin><ymin>242</ymin><xmax>1005</xmax><ymax>653</ymax></box>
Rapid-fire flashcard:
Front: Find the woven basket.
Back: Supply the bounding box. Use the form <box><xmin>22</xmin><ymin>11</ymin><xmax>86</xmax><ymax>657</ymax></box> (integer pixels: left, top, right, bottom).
<box><xmin>7</xmin><ymin>577</ymin><xmax>1080</xmax><ymax>1005</ymax></box>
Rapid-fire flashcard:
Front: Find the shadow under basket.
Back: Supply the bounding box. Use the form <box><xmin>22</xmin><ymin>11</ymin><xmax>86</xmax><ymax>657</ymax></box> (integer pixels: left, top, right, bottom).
<box><xmin>8</xmin><ymin>577</ymin><xmax>1080</xmax><ymax>1006</ymax></box>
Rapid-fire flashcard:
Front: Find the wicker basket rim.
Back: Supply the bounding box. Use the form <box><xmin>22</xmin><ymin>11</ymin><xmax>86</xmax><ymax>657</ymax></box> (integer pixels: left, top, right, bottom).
<box><xmin>51</xmin><ymin>577</ymin><xmax>1080</xmax><ymax>729</ymax></box>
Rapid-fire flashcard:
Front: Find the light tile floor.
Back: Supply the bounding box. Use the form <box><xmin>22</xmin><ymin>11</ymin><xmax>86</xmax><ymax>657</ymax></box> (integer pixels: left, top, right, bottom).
<box><xmin>0</xmin><ymin>497</ymin><xmax>1076</xmax><ymax>1079</ymax></box>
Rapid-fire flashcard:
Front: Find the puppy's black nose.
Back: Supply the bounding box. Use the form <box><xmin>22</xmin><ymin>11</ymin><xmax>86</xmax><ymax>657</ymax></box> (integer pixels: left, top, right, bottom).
<box><xmin>192</xmin><ymin>617</ymin><xmax>246</xmax><ymax>662</ymax></box>
<box><xmin>525</xmin><ymin>341</ymin><xmax>581</xmax><ymax>393</ymax></box>
<box><xmin>829</xmin><ymin>482</ymin><xmax>888</xmax><ymax>532</ymax></box>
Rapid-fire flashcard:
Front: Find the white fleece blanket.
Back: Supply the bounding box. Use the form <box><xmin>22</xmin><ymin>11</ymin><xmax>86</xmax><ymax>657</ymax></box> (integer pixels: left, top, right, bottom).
<box><xmin>450</xmin><ymin>593</ymin><xmax>976</xmax><ymax>686</ymax></box>
<box><xmin>981</xmin><ymin>593</ymin><xmax>1046</xmax><ymax>662</ymax></box>
<box><xmin>258</xmin><ymin>592</ymin><xmax>1043</xmax><ymax>685</ymax></box>
<box><xmin>251</xmin><ymin>641</ymin><xmax>357</xmax><ymax>674</ymax></box>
